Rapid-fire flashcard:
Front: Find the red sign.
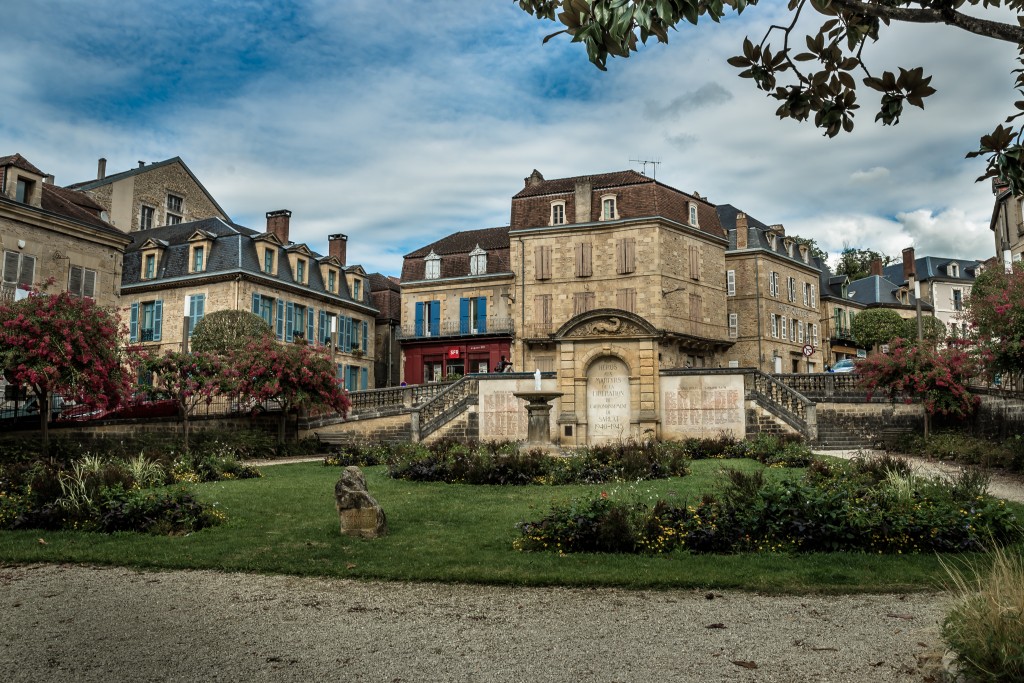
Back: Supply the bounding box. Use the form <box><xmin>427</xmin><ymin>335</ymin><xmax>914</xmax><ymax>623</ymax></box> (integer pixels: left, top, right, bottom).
<box><xmin>447</xmin><ymin>348</ymin><xmax>461</xmax><ymax>359</ymax></box>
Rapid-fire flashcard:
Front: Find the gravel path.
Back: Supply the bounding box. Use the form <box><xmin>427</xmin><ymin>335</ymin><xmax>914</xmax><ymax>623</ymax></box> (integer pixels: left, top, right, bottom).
<box><xmin>0</xmin><ymin>563</ymin><xmax>949</xmax><ymax>683</ymax></box>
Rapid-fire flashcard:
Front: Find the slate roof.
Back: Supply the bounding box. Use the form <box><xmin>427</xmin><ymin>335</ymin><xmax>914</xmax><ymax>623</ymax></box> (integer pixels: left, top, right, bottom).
<box><xmin>512</xmin><ymin>170</ymin><xmax>653</xmax><ymax>199</ymax></box>
<box><xmin>881</xmin><ymin>256</ymin><xmax>981</xmax><ymax>285</ymax></box>
<box><xmin>66</xmin><ymin>156</ymin><xmax>231</xmax><ymax>221</ymax></box>
<box><xmin>39</xmin><ymin>184</ymin><xmax>126</xmax><ymax>236</ymax></box>
<box><xmin>845</xmin><ymin>274</ymin><xmax>932</xmax><ymax>310</ymax></box>
<box><xmin>401</xmin><ymin>226</ymin><xmax>513</xmax><ymax>281</ymax></box>
<box><xmin>121</xmin><ymin>217</ymin><xmax>374</xmax><ymax>309</ymax></box>
<box><xmin>717</xmin><ymin>204</ymin><xmax>822</xmax><ymax>273</ymax></box>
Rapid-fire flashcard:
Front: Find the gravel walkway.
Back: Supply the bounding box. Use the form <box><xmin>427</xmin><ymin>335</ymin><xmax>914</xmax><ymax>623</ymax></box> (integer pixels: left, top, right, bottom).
<box><xmin>0</xmin><ymin>563</ymin><xmax>949</xmax><ymax>683</ymax></box>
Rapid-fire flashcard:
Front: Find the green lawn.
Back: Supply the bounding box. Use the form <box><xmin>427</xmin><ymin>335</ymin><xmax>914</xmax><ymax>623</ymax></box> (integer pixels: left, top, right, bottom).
<box><xmin>1</xmin><ymin>458</ymin><xmax>1017</xmax><ymax>593</ymax></box>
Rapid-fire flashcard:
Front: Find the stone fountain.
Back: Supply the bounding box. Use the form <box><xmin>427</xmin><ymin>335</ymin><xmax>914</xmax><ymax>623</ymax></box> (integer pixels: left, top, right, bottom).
<box><xmin>512</xmin><ymin>369</ymin><xmax>563</xmax><ymax>452</ymax></box>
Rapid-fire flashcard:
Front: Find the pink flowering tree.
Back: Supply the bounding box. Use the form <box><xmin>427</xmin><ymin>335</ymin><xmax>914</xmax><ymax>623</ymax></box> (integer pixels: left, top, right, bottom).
<box><xmin>857</xmin><ymin>339</ymin><xmax>981</xmax><ymax>435</ymax></box>
<box><xmin>233</xmin><ymin>338</ymin><xmax>351</xmax><ymax>448</ymax></box>
<box><xmin>145</xmin><ymin>351</ymin><xmax>224</xmax><ymax>450</ymax></box>
<box><xmin>963</xmin><ymin>266</ymin><xmax>1024</xmax><ymax>387</ymax></box>
<box><xmin>0</xmin><ymin>287</ymin><xmax>137</xmax><ymax>452</ymax></box>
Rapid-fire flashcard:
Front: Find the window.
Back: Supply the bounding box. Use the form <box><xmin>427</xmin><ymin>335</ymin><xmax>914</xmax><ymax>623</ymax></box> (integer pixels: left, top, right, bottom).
<box><xmin>551</xmin><ymin>202</ymin><xmax>566</xmax><ymax>226</ymax></box>
<box><xmin>787</xmin><ymin>277</ymin><xmax>796</xmax><ymax>302</ymax></box>
<box><xmin>726</xmin><ymin>270</ymin><xmax>735</xmax><ymax>296</ymax></box>
<box><xmin>688</xmin><ymin>203</ymin><xmax>699</xmax><ymax>227</ymax></box>
<box><xmin>469</xmin><ymin>245</ymin><xmax>487</xmax><ymax>275</ymax></box>
<box><xmin>769</xmin><ymin>271</ymin><xmax>779</xmax><ymax>297</ymax></box>
<box><xmin>728</xmin><ymin>313</ymin><xmax>738</xmax><ymax>338</ymax></box>
<box><xmin>130</xmin><ymin>300</ymin><xmax>163</xmax><ymax>342</ymax></box>
<box><xmin>575</xmin><ymin>242</ymin><xmax>592</xmax><ymax>278</ymax></box>
<box><xmin>263</xmin><ymin>249</ymin><xmax>274</xmax><ymax>274</ymax></box>
<box><xmin>798</xmin><ymin>320</ymin><xmax>805</xmax><ymax>344</ymax></box>
<box><xmin>320</xmin><ymin>311</ymin><xmax>337</xmax><ymax>346</ymax></box>
<box><xmin>68</xmin><ymin>265</ymin><xmax>96</xmax><ymax>298</ymax></box>
<box><xmin>166</xmin><ymin>214</ymin><xmax>182</xmax><ymax>226</ymax></box>
<box><xmin>573</xmin><ymin>291</ymin><xmax>596</xmax><ymax>316</ymax></box>
<box><xmin>948</xmin><ymin>262</ymin><xmax>960</xmax><ymax>277</ymax></box>
<box><xmin>803</xmin><ymin>282</ymin><xmax>809</xmax><ymax>306</ymax></box>
<box><xmin>295</xmin><ymin>259</ymin><xmax>306</xmax><ymax>284</ymax></box>
<box><xmin>140</xmin><ymin>206</ymin><xmax>155</xmax><ymax>230</ymax></box>
<box><xmin>770</xmin><ymin>313</ymin><xmax>778</xmax><ymax>338</ymax></box>
<box><xmin>166</xmin><ymin>194</ymin><xmax>183</xmax><ymax>224</ymax></box>
<box><xmin>3</xmin><ymin>251</ymin><xmax>36</xmax><ymax>289</ymax></box>
<box><xmin>780</xmin><ymin>316</ymin><xmax>788</xmax><ymax>341</ymax></box>
<box><xmin>144</xmin><ymin>254</ymin><xmax>156</xmax><ymax>279</ymax></box>
<box><xmin>15</xmin><ymin>178</ymin><xmax>33</xmax><ymax>204</ymax></box>
<box><xmin>187</xmin><ymin>294</ymin><xmax>205</xmax><ymax>337</ymax></box>
<box><xmin>616</xmin><ymin>288</ymin><xmax>636</xmax><ymax>313</ymax></box>
<box><xmin>601</xmin><ymin>195</ymin><xmax>617</xmax><ymax>221</ymax></box>
<box><xmin>535</xmin><ymin>245</ymin><xmax>552</xmax><ymax>280</ymax></box>
<box><xmin>460</xmin><ymin>296</ymin><xmax>487</xmax><ymax>334</ymax></box>
<box><xmin>415</xmin><ymin>300</ymin><xmax>441</xmax><ymax>337</ymax></box>
<box><xmin>192</xmin><ymin>246</ymin><xmax>205</xmax><ymax>272</ymax></box>
<box><xmin>328</xmin><ymin>270</ymin><xmax>336</xmax><ymax>293</ymax></box>
<box><xmin>253</xmin><ymin>293</ymin><xmax>274</xmax><ymax>327</ymax></box>
<box><xmin>616</xmin><ymin>238</ymin><xmax>636</xmax><ymax>274</ymax></box>
<box><xmin>688</xmin><ymin>246</ymin><xmax>701</xmax><ymax>280</ymax></box>
<box><xmin>352</xmin><ymin>278</ymin><xmax>362</xmax><ymax>300</ymax></box>
<box><xmin>425</xmin><ymin>251</ymin><xmax>440</xmax><ymax>279</ymax></box>
<box><xmin>952</xmin><ymin>288</ymin><xmax>963</xmax><ymax>311</ymax></box>
<box><xmin>287</xmin><ymin>303</ymin><xmax>309</xmax><ymax>341</ymax></box>
<box><xmin>812</xmin><ymin>323</ymin><xmax>819</xmax><ymax>347</ymax></box>
<box><xmin>810</xmin><ymin>284</ymin><xmax>816</xmax><ymax>308</ymax></box>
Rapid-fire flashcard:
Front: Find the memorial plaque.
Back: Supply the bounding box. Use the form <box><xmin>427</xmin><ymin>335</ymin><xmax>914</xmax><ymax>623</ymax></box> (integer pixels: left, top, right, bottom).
<box><xmin>480</xmin><ymin>387</ymin><xmax>528</xmax><ymax>440</ymax></box>
<box><xmin>661</xmin><ymin>374</ymin><xmax>744</xmax><ymax>439</ymax></box>
<box><xmin>587</xmin><ymin>357</ymin><xmax>631</xmax><ymax>444</ymax></box>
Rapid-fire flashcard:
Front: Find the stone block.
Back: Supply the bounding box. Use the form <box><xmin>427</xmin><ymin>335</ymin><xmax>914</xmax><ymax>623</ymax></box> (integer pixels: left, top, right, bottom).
<box><xmin>334</xmin><ymin>466</ymin><xmax>387</xmax><ymax>539</ymax></box>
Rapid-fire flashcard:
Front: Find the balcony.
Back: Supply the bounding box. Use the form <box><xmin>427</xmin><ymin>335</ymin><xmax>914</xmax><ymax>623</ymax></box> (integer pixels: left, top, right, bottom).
<box><xmin>398</xmin><ymin>316</ymin><xmax>514</xmax><ymax>340</ymax></box>
<box><xmin>0</xmin><ymin>283</ymin><xmax>14</xmax><ymax>304</ymax></box>
<box><xmin>830</xmin><ymin>326</ymin><xmax>856</xmax><ymax>342</ymax></box>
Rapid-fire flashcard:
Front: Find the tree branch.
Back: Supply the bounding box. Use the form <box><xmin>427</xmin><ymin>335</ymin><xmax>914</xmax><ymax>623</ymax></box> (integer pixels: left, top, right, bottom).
<box><xmin>827</xmin><ymin>0</ymin><xmax>1024</xmax><ymax>44</ymax></box>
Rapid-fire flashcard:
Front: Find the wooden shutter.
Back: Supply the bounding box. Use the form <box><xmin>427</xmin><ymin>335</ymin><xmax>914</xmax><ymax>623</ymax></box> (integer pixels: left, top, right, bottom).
<box><xmin>575</xmin><ymin>243</ymin><xmax>592</xmax><ymax>277</ymax></box>
<box><xmin>3</xmin><ymin>252</ymin><xmax>19</xmax><ymax>284</ymax></box>
<box><xmin>83</xmin><ymin>269</ymin><xmax>96</xmax><ymax>298</ymax></box>
<box><xmin>130</xmin><ymin>302</ymin><xmax>139</xmax><ymax>342</ymax></box>
<box><xmin>616</xmin><ymin>238</ymin><xmax>635</xmax><ymax>274</ymax></box>
<box><xmin>535</xmin><ymin>246</ymin><xmax>551</xmax><ymax>280</ymax></box>
<box><xmin>152</xmin><ymin>300</ymin><xmax>163</xmax><ymax>342</ymax></box>
<box><xmin>729</xmin><ymin>313</ymin><xmax>738</xmax><ymax>338</ymax></box>
<box><xmin>18</xmin><ymin>255</ymin><xmax>34</xmax><ymax>287</ymax></box>
<box><xmin>689</xmin><ymin>246</ymin><xmax>700</xmax><ymax>280</ymax></box>
<box><xmin>459</xmin><ymin>297</ymin><xmax>470</xmax><ymax>334</ymax></box>
<box><xmin>727</xmin><ymin>270</ymin><xmax>735</xmax><ymax>296</ymax></box>
<box><xmin>616</xmin><ymin>288</ymin><xmax>636</xmax><ymax>313</ymax></box>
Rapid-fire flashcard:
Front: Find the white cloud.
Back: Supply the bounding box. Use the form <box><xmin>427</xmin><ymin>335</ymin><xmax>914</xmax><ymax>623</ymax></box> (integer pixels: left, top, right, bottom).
<box><xmin>850</xmin><ymin>167</ymin><xmax>891</xmax><ymax>184</ymax></box>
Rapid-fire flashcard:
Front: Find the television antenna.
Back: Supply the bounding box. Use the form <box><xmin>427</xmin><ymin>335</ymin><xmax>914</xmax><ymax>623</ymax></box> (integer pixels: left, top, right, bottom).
<box><xmin>630</xmin><ymin>157</ymin><xmax>661</xmax><ymax>179</ymax></box>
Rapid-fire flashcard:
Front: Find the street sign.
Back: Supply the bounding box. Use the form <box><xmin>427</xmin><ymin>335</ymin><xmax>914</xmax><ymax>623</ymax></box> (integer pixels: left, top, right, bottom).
<box><xmin>802</xmin><ymin>344</ymin><xmax>813</xmax><ymax>357</ymax></box>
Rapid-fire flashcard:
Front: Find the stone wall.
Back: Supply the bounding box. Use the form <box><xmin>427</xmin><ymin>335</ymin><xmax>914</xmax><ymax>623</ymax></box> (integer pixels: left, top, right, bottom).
<box><xmin>661</xmin><ymin>373</ymin><xmax>745</xmax><ymax>440</ymax></box>
<box><xmin>310</xmin><ymin>413</ymin><xmax>412</xmax><ymax>444</ymax></box>
<box><xmin>814</xmin><ymin>402</ymin><xmax>923</xmax><ymax>449</ymax></box>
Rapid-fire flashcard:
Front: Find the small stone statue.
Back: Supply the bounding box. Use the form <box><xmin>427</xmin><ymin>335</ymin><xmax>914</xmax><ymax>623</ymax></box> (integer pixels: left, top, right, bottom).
<box><xmin>334</xmin><ymin>466</ymin><xmax>387</xmax><ymax>538</ymax></box>
<box><xmin>534</xmin><ymin>367</ymin><xmax>541</xmax><ymax>390</ymax></box>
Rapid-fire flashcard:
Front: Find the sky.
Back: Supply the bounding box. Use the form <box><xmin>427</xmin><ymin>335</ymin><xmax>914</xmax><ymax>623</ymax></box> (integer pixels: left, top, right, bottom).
<box><xmin>2</xmin><ymin>0</ymin><xmax>1018</xmax><ymax>277</ymax></box>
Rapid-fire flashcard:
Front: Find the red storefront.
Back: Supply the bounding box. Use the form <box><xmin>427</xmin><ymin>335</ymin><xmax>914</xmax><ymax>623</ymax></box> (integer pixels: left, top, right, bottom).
<box><xmin>401</xmin><ymin>339</ymin><xmax>511</xmax><ymax>385</ymax></box>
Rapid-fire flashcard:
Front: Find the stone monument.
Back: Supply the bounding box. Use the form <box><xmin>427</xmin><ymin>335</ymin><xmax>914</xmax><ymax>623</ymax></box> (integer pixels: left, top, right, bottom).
<box><xmin>334</xmin><ymin>466</ymin><xmax>388</xmax><ymax>538</ymax></box>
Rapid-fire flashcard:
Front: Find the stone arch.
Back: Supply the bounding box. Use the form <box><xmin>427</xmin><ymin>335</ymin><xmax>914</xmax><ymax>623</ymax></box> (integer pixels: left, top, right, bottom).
<box><xmin>554</xmin><ymin>308</ymin><xmax>659</xmax><ymax>341</ymax></box>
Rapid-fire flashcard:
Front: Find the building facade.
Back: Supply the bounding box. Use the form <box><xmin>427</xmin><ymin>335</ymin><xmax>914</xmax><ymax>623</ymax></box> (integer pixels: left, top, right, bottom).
<box><xmin>120</xmin><ymin>210</ymin><xmax>377</xmax><ymax>390</ymax></box>
<box><xmin>1</xmin><ymin>153</ymin><xmax>131</xmax><ymax>308</ymax></box>
<box><xmin>368</xmin><ymin>272</ymin><xmax>402</xmax><ymax>388</ymax></box>
<box><xmin>718</xmin><ymin>205</ymin><xmax>825</xmax><ymax>373</ymax></box>
<box><xmin>399</xmin><ymin>227</ymin><xmax>515</xmax><ymax>384</ymax></box>
<box><xmin>882</xmin><ymin>248</ymin><xmax>981</xmax><ymax>338</ymax></box>
<box><xmin>990</xmin><ymin>180</ymin><xmax>1024</xmax><ymax>267</ymax></box>
<box><xmin>67</xmin><ymin>157</ymin><xmax>230</xmax><ymax>233</ymax></box>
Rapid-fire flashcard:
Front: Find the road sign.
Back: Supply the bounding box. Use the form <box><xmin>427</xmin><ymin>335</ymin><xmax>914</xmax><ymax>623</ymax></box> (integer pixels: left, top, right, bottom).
<box><xmin>802</xmin><ymin>344</ymin><xmax>814</xmax><ymax>357</ymax></box>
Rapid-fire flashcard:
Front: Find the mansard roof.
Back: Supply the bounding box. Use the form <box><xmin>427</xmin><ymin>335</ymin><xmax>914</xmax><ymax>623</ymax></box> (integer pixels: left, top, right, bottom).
<box><xmin>717</xmin><ymin>204</ymin><xmax>821</xmax><ymax>272</ymax></box>
<box><xmin>881</xmin><ymin>256</ymin><xmax>982</xmax><ymax>284</ymax></box>
<box><xmin>512</xmin><ymin>169</ymin><xmax>652</xmax><ymax>199</ymax></box>
<box><xmin>404</xmin><ymin>226</ymin><xmax>509</xmax><ymax>258</ymax></box>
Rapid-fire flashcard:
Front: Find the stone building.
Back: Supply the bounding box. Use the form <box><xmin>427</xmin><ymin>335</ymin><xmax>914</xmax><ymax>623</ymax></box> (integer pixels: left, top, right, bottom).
<box><xmin>1</xmin><ymin>153</ymin><xmax>131</xmax><ymax>309</ymax></box>
<box><xmin>508</xmin><ymin>169</ymin><xmax>733</xmax><ymax>444</ymax></box>
<box><xmin>817</xmin><ymin>267</ymin><xmax>866</xmax><ymax>366</ymax></box>
<box><xmin>368</xmin><ymin>272</ymin><xmax>402</xmax><ymax>387</ymax></box>
<box><xmin>882</xmin><ymin>248</ymin><xmax>980</xmax><ymax>338</ymax></box>
<box><xmin>717</xmin><ymin>205</ymin><xmax>825</xmax><ymax>373</ymax></box>
<box><xmin>67</xmin><ymin>157</ymin><xmax>229</xmax><ymax>233</ymax></box>
<box><xmin>120</xmin><ymin>210</ymin><xmax>377</xmax><ymax>389</ymax></box>
<box><xmin>399</xmin><ymin>227</ymin><xmax>514</xmax><ymax>384</ymax></box>
<box><xmin>990</xmin><ymin>179</ymin><xmax>1024</xmax><ymax>267</ymax></box>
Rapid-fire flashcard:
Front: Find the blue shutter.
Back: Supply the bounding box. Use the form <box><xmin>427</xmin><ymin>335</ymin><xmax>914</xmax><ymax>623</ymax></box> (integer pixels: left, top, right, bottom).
<box><xmin>285</xmin><ymin>302</ymin><xmax>294</xmax><ymax>340</ymax></box>
<box><xmin>477</xmin><ymin>296</ymin><xmax>487</xmax><ymax>333</ymax></box>
<box><xmin>153</xmin><ymin>300</ymin><xmax>163</xmax><ymax>342</ymax></box>
<box><xmin>319</xmin><ymin>310</ymin><xmax>327</xmax><ymax>344</ymax></box>
<box><xmin>360</xmin><ymin>367</ymin><xmax>368</xmax><ymax>390</ymax></box>
<box><xmin>189</xmin><ymin>294</ymin><xmax>205</xmax><ymax>337</ymax></box>
<box><xmin>415</xmin><ymin>302</ymin><xmax>424</xmax><ymax>337</ymax></box>
<box><xmin>276</xmin><ymin>299</ymin><xmax>285</xmax><ymax>341</ymax></box>
<box><xmin>459</xmin><ymin>297</ymin><xmax>470</xmax><ymax>334</ymax></box>
<box><xmin>307</xmin><ymin>307</ymin><xmax>314</xmax><ymax>342</ymax></box>
<box><xmin>130</xmin><ymin>303</ymin><xmax>139</xmax><ymax>342</ymax></box>
<box><xmin>362</xmin><ymin>320</ymin><xmax>368</xmax><ymax>353</ymax></box>
<box><xmin>345</xmin><ymin>317</ymin><xmax>353</xmax><ymax>352</ymax></box>
<box><xmin>429</xmin><ymin>300</ymin><xmax>440</xmax><ymax>336</ymax></box>
<box><xmin>252</xmin><ymin>293</ymin><xmax>260</xmax><ymax>314</ymax></box>
<box><xmin>337</xmin><ymin>316</ymin><xmax>345</xmax><ymax>348</ymax></box>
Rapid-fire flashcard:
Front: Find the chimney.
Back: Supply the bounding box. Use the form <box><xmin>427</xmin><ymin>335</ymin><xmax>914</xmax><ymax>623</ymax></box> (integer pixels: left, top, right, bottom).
<box><xmin>870</xmin><ymin>258</ymin><xmax>883</xmax><ymax>277</ymax></box>
<box><xmin>574</xmin><ymin>179</ymin><xmax>592</xmax><ymax>223</ymax></box>
<box><xmin>329</xmin><ymin>233</ymin><xmax>348</xmax><ymax>266</ymax></box>
<box><xmin>735</xmin><ymin>212</ymin><xmax>748</xmax><ymax>249</ymax></box>
<box><xmin>266</xmin><ymin>209</ymin><xmax>292</xmax><ymax>244</ymax></box>
<box><xmin>43</xmin><ymin>174</ymin><xmax>54</xmax><ymax>185</ymax></box>
<box><xmin>138</xmin><ymin>160</ymin><xmax>145</xmax><ymax>168</ymax></box>
<box><xmin>902</xmin><ymin>247</ymin><xmax>916</xmax><ymax>281</ymax></box>
<box><xmin>97</xmin><ymin>158</ymin><xmax>106</xmax><ymax>180</ymax></box>
<box><xmin>524</xmin><ymin>169</ymin><xmax>544</xmax><ymax>188</ymax></box>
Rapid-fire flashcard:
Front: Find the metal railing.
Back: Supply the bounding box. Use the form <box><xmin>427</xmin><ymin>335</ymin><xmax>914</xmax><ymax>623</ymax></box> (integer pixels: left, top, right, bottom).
<box><xmin>0</xmin><ymin>283</ymin><xmax>14</xmax><ymax>304</ymax></box>
<box><xmin>397</xmin><ymin>317</ymin><xmax>514</xmax><ymax>340</ymax></box>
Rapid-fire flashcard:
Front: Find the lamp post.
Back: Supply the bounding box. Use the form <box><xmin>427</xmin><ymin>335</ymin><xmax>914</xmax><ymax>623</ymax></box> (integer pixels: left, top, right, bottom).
<box><xmin>909</xmin><ymin>273</ymin><xmax>929</xmax><ymax>438</ymax></box>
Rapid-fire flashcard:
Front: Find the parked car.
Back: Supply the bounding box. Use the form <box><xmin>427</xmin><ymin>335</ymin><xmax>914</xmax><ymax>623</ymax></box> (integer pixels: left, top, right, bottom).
<box><xmin>830</xmin><ymin>358</ymin><xmax>857</xmax><ymax>373</ymax></box>
<box><xmin>60</xmin><ymin>390</ymin><xmax>178</xmax><ymax>422</ymax></box>
<box><xmin>2</xmin><ymin>395</ymin><xmax>68</xmax><ymax>422</ymax></box>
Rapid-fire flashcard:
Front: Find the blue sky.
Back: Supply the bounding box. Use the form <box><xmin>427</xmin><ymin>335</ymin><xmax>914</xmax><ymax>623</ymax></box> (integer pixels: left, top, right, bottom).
<box><xmin>3</xmin><ymin>0</ymin><xmax>1017</xmax><ymax>275</ymax></box>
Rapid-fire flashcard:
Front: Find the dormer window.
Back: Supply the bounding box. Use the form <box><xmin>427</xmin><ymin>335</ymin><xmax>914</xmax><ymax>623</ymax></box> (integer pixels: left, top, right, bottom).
<box><xmin>425</xmin><ymin>251</ymin><xmax>440</xmax><ymax>280</ymax></box>
<box><xmin>688</xmin><ymin>203</ymin><xmax>699</xmax><ymax>227</ymax></box>
<box><xmin>144</xmin><ymin>254</ymin><xmax>156</xmax><ymax>279</ymax></box>
<box><xmin>948</xmin><ymin>262</ymin><xmax>960</xmax><ymax>277</ymax></box>
<box><xmin>768</xmin><ymin>234</ymin><xmax>777</xmax><ymax>250</ymax></box>
<box><xmin>263</xmin><ymin>249</ymin><xmax>274</xmax><ymax>274</ymax></box>
<box><xmin>296</xmin><ymin>259</ymin><xmax>306</xmax><ymax>284</ymax></box>
<box><xmin>551</xmin><ymin>201</ymin><xmax>566</xmax><ymax>226</ymax></box>
<box><xmin>785</xmin><ymin>239</ymin><xmax>794</xmax><ymax>258</ymax></box>
<box><xmin>15</xmin><ymin>178</ymin><xmax>33</xmax><ymax>204</ymax></box>
<box><xmin>352</xmin><ymin>278</ymin><xmax>362</xmax><ymax>300</ymax></box>
<box><xmin>469</xmin><ymin>245</ymin><xmax>487</xmax><ymax>275</ymax></box>
<box><xmin>166</xmin><ymin>194</ymin><xmax>183</xmax><ymax>225</ymax></box>
<box><xmin>601</xmin><ymin>195</ymin><xmax>618</xmax><ymax>221</ymax></box>
<box><xmin>328</xmin><ymin>270</ymin><xmax>336</xmax><ymax>292</ymax></box>
<box><xmin>192</xmin><ymin>246</ymin><xmax>205</xmax><ymax>272</ymax></box>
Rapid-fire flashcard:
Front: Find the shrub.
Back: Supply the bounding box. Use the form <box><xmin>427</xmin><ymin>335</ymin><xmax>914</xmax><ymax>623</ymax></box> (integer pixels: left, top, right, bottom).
<box><xmin>942</xmin><ymin>545</ymin><xmax>1024</xmax><ymax>682</ymax></box>
<box><xmin>891</xmin><ymin>431</ymin><xmax>1024</xmax><ymax>473</ymax></box>
<box><xmin>516</xmin><ymin>494</ymin><xmax>641</xmax><ymax>553</ymax></box>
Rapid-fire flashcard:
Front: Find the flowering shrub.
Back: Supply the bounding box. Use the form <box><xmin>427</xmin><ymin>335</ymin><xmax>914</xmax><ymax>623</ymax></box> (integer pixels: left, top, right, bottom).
<box><xmin>964</xmin><ymin>266</ymin><xmax>1024</xmax><ymax>385</ymax></box>
<box><xmin>145</xmin><ymin>351</ymin><xmax>224</xmax><ymax>446</ymax></box>
<box><xmin>516</xmin><ymin>456</ymin><xmax>1022</xmax><ymax>555</ymax></box>
<box><xmin>857</xmin><ymin>339</ymin><xmax>981</xmax><ymax>418</ymax></box>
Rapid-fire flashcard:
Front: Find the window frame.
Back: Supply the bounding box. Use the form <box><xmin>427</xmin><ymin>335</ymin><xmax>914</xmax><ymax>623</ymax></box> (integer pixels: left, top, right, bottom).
<box><xmin>140</xmin><ymin>205</ymin><xmax>155</xmax><ymax>231</ymax></box>
<box><xmin>550</xmin><ymin>201</ymin><xmax>566</xmax><ymax>226</ymax></box>
<box><xmin>424</xmin><ymin>252</ymin><xmax>440</xmax><ymax>280</ymax></box>
<box><xmin>2</xmin><ymin>251</ymin><xmax>35</xmax><ymax>288</ymax></box>
<box><xmin>192</xmin><ymin>245</ymin><xmax>205</xmax><ymax>273</ymax></box>
<box><xmin>469</xmin><ymin>245</ymin><xmax>487</xmax><ymax>276</ymax></box>
<box><xmin>728</xmin><ymin>312</ymin><xmax>738</xmax><ymax>338</ymax></box>
<box><xmin>726</xmin><ymin>269</ymin><xmax>735</xmax><ymax>296</ymax></box>
<box><xmin>68</xmin><ymin>265</ymin><xmax>97</xmax><ymax>299</ymax></box>
<box><xmin>600</xmin><ymin>194</ymin><xmax>617</xmax><ymax>221</ymax></box>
